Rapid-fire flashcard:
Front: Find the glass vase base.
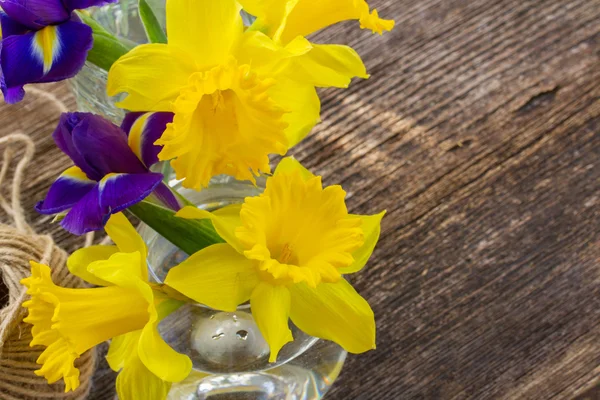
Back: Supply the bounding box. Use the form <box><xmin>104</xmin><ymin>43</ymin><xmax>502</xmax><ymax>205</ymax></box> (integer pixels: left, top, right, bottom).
<box><xmin>167</xmin><ymin>339</ymin><xmax>346</xmax><ymax>400</ymax></box>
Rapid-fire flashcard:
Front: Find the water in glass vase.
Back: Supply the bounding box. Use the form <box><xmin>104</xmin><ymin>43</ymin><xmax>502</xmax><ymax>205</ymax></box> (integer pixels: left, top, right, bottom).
<box><xmin>138</xmin><ymin>176</ymin><xmax>347</xmax><ymax>400</ymax></box>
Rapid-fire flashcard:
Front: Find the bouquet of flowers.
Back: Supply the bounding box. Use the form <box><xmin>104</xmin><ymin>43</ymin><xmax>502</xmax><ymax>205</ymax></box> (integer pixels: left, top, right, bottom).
<box><xmin>1</xmin><ymin>0</ymin><xmax>393</xmax><ymax>398</ymax></box>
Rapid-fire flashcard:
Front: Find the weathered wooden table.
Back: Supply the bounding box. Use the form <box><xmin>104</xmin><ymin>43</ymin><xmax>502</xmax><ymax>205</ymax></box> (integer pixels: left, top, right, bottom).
<box><xmin>0</xmin><ymin>0</ymin><xmax>598</xmax><ymax>399</ymax></box>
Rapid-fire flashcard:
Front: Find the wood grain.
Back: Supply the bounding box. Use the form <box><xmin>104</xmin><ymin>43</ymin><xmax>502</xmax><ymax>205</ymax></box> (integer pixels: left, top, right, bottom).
<box><xmin>0</xmin><ymin>0</ymin><xmax>598</xmax><ymax>399</ymax></box>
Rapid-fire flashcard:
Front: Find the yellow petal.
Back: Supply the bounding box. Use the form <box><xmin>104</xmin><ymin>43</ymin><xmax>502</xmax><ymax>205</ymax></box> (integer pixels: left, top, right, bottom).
<box><xmin>280</xmin><ymin>0</ymin><xmax>395</xmax><ymax>43</ymax></box>
<box><xmin>166</xmin><ymin>0</ymin><xmax>243</xmax><ymax>68</ymax></box>
<box><xmin>107</xmin><ymin>331</ymin><xmax>140</xmax><ymax>372</ymax></box>
<box><xmin>67</xmin><ymin>245</ymin><xmax>118</xmax><ymax>287</ymax></box>
<box><xmin>104</xmin><ymin>213</ymin><xmax>148</xmax><ymax>280</ymax></box>
<box><xmin>165</xmin><ymin>243</ymin><xmax>259</xmax><ymax>312</ymax></box>
<box><xmin>176</xmin><ymin>205</ymin><xmax>244</xmax><ymax>253</ymax></box>
<box><xmin>339</xmin><ymin>211</ymin><xmax>386</xmax><ymax>274</ymax></box>
<box><xmin>289</xmin><ymin>280</ymin><xmax>375</xmax><ymax>353</ymax></box>
<box><xmin>138</xmin><ymin>322</ymin><xmax>192</xmax><ymax>383</ymax></box>
<box><xmin>87</xmin><ymin>252</ymin><xmax>151</xmax><ymax>296</ymax></box>
<box><xmin>115</xmin><ymin>343</ymin><xmax>172</xmax><ymax>400</ymax></box>
<box><xmin>107</xmin><ymin>43</ymin><xmax>196</xmax><ymax>111</ymax></box>
<box><xmin>273</xmin><ymin>156</ymin><xmax>315</xmax><ymax>181</ymax></box>
<box><xmin>268</xmin><ymin>78</ymin><xmax>320</xmax><ymax>147</ymax></box>
<box><xmin>250</xmin><ymin>282</ymin><xmax>293</xmax><ymax>362</ymax></box>
<box><xmin>286</xmin><ymin>43</ymin><xmax>369</xmax><ymax>88</ymax></box>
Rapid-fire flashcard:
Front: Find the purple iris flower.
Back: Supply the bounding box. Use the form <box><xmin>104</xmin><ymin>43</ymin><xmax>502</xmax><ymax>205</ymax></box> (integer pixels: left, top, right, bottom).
<box><xmin>36</xmin><ymin>111</ymin><xmax>180</xmax><ymax>235</ymax></box>
<box><xmin>0</xmin><ymin>0</ymin><xmax>117</xmax><ymax>104</ymax></box>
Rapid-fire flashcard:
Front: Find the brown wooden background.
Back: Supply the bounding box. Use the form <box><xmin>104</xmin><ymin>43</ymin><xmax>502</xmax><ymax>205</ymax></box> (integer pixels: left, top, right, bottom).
<box><xmin>0</xmin><ymin>0</ymin><xmax>599</xmax><ymax>399</ymax></box>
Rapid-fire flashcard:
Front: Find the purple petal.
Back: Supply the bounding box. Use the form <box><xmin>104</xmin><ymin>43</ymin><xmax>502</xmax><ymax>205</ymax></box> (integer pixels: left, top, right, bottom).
<box><xmin>36</xmin><ymin>18</ymin><xmax>93</xmax><ymax>83</ymax></box>
<box><xmin>70</xmin><ymin>113</ymin><xmax>148</xmax><ymax>176</ymax></box>
<box><xmin>152</xmin><ymin>182</ymin><xmax>183</xmax><ymax>211</ymax></box>
<box><xmin>98</xmin><ymin>172</ymin><xmax>163</xmax><ymax>214</ymax></box>
<box><xmin>0</xmin><ymin>19</ymin><xmax>92</xmax><ymax>104</ymax></box>
<box><xmin>62</xmin><ymin>0</ymin><xmax>118</xmax><ymax>13</ymax></box>
<box><xmin>53</xmin><ymin>113</ymin><xmax>100</xmax><ymax>180</ymax></box>
<box><xmin>0</xmin><ymin>0</ymin><xmax>69</xmax><ymax>29</ymax></box>
<box><xmin>35</xmin><ymin>166</ymin><xmax>96</xmax><ymax>214</ymax></box>
<box><xmin>0</xmin><ymin>11</ymin><xmax>30</xmax><ymax>37</ymax></box>
<box><xmin>120</xmin><ymin>112</ymin><xmax>146</xmax><ymax>135</ymax></box>
<box><xmin>124</xmin><ymin>112</ymin><xmax>173</xmax><ymax>167</ymax></box>
<box><xmin>61</xmin><ymin>184</ymin><xmax>104</xmax><ymax>235</ymax></box>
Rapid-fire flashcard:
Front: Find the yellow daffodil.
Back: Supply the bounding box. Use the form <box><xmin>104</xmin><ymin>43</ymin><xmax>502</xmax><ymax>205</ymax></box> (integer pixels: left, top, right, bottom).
<box><xmin>165</xmin><ymin>157</ymin><xmax>385</xmax><ymax>362</ymax></box>
<box><xmin>241</xmin><ymin>0</ymin><xmax>395</xmax><ymax>44</ymax></box>
<box><xmin>22</xmin><ymin>213</ymin><xmax>191</xmax><ymax>398</ymax></box>
<box><xmin>107</xmin><ymin>0</ymin><xmax>386</xmax><ymax>189</ymax></box>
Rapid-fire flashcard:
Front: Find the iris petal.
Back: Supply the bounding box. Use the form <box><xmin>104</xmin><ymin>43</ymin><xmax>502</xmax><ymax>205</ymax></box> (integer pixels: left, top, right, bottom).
<box><xmin>124</xmin><ymin>112</ymin><xmax>173</xmax><ymax>168</ymax></box>
<box><xmin>289</xmin><ymin>280</ymin><xmax>376</xmax><ymax>354</ymax></box>
<box><xmin>0</xmin><ymin>19</ymin><xmax>92</xmax><ymax>104</ymax></box>
<box><xmin>53</xmin><ymin>114</ymin><xmax>100</xmax><ymax>180</ymax></box>
<box><xmin>35</xmin><ymin>166</ymin><xmax>96</xmax><ymax>214</ymax></box>
<box><xmin>166</xmin><ymin>0</ymin><xmax>243</xmax><ymax>68</ymax></box>
<box><xmin>62</xmin><ymin>0</ymin><xmax>118</xmax><ymax>13</ymax></box>
<box><xmin>36</xmin><ymin>18</ymin><xmax>93</xmax><ymax>82</ymax></box>
<box><xmin>98</xmin><ymin>172</ymin><xmax>163</xmax><ymax>215</ymax></box>
<box><xmin>61</xmin><ymin>184</ymin><xmax>104</xmax><ymax>235</ymax></box>
<box><xmin>0</xmin><ymin>0</ymin><xmax>68</xmax><ymax>29</ymax></box>
<box><xmin>70</xmin><ymin>113</ymin><xmax>147</xmax><ymax>176</ymax></box>
<box><xmin>0</xmin><ymin>11</ymin><xmax>29</xmax><ymax>37</ymax></box>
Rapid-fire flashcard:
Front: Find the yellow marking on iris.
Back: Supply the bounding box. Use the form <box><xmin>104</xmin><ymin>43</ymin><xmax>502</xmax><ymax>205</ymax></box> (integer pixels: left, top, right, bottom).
<box><xmin>34</xmin><ymin>26</ymin><xmax>60</xmax><ymax>74</ymax></box>
<box><xmin>128</xmin><ymin>113</ymin><xmax>152</xmax><ymax>164</ymax></box>
<box><xmin>61</xmin><ymin>166</ymin><xmax>91</xmax><ymax>181</ymax></box>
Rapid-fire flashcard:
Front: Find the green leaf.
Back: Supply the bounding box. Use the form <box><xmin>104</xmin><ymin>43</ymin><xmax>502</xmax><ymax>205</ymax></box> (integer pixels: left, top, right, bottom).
<box><xmin>138</xmin><ymin>0</ymin><xmax>168</xmax><ymax>44</ymax></box>
<box><xmin>129</xmin><ymin>201</ymin><xmax>225</xmax><ymax>256</ymax></box>
<box><xmin>78</xmin><ymin>12</ymin><xmax>133</xmax><ymax>71</ymax></box>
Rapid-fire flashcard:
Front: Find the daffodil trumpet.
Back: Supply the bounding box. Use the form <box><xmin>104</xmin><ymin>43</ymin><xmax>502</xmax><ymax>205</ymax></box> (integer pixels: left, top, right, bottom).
<box><xmin>165</xmin><ymin>157</ymin><xmax>385</xmax><ymax>362</ymax></box>
<box><xmin>21</xmin><ymin>213</ymin><xmax>192</xmax><ymax>399</ymax></box>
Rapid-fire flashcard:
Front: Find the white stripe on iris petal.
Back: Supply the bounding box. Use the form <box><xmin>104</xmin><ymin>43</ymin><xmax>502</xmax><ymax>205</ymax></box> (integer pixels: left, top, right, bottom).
<box><xmin>32</xmin><ymin>26</ymin><xmax>62</xmax><ymax>74</ymax></box>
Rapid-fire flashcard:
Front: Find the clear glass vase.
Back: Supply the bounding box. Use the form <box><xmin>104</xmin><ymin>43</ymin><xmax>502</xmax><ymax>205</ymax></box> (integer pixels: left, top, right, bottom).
<box><xmin>139</xmin><ymin>176</ymin><xmax>347</xmax><ymax>399</ymax></box>
<box><xmin>71</xmin><ymin>2</ymin><xmax>348</xmax><ymax>398</ymax></box>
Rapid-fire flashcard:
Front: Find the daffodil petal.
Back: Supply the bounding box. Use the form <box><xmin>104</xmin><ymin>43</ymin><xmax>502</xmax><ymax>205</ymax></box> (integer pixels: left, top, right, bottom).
<box><xmin>115</xmin><ymin>343</ymin><xmax>172</xmax><ymax>400</ymax></box>
<box><xmin>289</xmin><ymin>280</ymin><xmax>375</xmax><ymax>354</ymax></box>
<box><xmin>251</xmin><ymin>282</ymin><xmax>293</xmax><ymax>362</ymax></box>
<box><xmin>138</xmin><ymin>323</ymin><xmax>192</xmax><ymax>382</ymax></box>
<box><xmin>166</xmin><ymin>0</ymin><xmax>243</xmax><ymax>68</ymax></box>
<box><xmin>106</xmin><ymin>331</ymin><xmax>139</xmax><ymax>372</ymax></box>
<box><xmin>176</xmin><ymin>205</ymin><xmax>244</xmax><ymax>253</ymax></box>
<box><xmin>287</xmin><ymin>44</ymin><xmax>368</xmax><ymax>88</ymax></box>
<box><xmin>86</xmin><ymin>252</ymin><xmax>149</xmax><ymax>293</ymax></box>
<box><xmin>107</xmin><ymin>43</ymin><xmax>196</xmax><ymax>111</ymax></box>
<box><xmin>279</xmin><ymin>0</ymin><xmax>395</xmax><ymax>43</ymax></box>
<box><xmin>104</xmin><ymin>212</ymin><xmax>148</xmax><ymax>280</ymax></box>
<box><xmin>269</xmin><ymin>78</ymin><xmax>320</xmax><ymax>147</ymax></box>
<box><xmin>165</xmin><ymin>243</ymin><xmax>259</xmax><ymax>312</ymax></box>
<box><xmin>339</xmin><ymin>211</ymin><xmax>385</xmax><ymax>274</ymax></box>
<box><xmin>67</xmin><ymin>245</ymin><xmax>118</xmax><ymax>286</ymax></box>
<box><xmin>274</xmin><ymin>156</ymin><xmax>315</xmax><ymax>181</ymax></box>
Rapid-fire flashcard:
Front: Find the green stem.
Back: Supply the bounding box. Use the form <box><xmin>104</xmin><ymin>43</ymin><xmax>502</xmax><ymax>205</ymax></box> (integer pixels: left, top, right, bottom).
<box><xmin>78</xmin><ymin>12</ymin><xmax>133</xmax><ymax>71</ymax></box>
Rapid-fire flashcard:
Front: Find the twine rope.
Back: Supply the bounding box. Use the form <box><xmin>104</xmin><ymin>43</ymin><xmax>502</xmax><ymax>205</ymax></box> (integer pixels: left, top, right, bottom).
<box><xmin>0</xmin><ymin>132</ymin><xmax>95</xmax><ymax>399</ymax></box>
